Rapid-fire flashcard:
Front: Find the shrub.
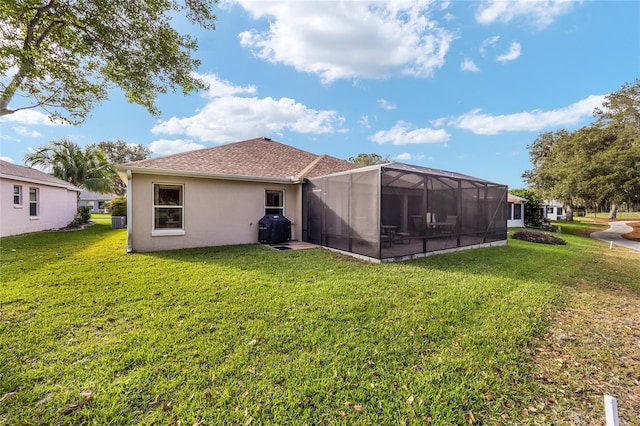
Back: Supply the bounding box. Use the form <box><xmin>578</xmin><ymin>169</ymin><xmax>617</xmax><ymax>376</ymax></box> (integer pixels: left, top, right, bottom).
<box><xmin>67</xmin><ymin>218</ymin><xmax>82</xmax><ymax>228</ymax></box>
<box><xmin>109</xmin><ymin>196</ymin><xmax>127</xmax><ymax>216</ymax></box>
<box><xmin>511</xmin><ymin>230</ymin><xmax>567</xmax><ymax>245</ymax></box>
<box><xmin>77</xmin><ymin>205</ymin><xmax>92</xmax><ymax>223</ymax></box>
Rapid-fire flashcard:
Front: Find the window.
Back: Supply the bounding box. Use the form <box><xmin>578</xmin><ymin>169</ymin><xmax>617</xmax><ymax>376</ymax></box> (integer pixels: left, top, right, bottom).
<box><xmin>153</xmin><ymin>184</ymin><xmax>183</xmax><ymax>230</ymax></box>
<box><xmin>557</xmin><ymin>207</ymin><xmax>563</xmax><ymax>215</ymax></box>
<box><xmin>513</xmin><ymin>204</ymin><xmax>522</xmax><ymax>220</ymax></box>
<box><xmin>29</xmin><ymin>187</ymin><xmax>38</xmax><ymax>217</ymax></box>
<box><xmin>13</xmin><ymin>185</ymin><xmax>22</xmax><ymax>205</ymax></box>
<box><xmin>265</xmin><ymin>189</ymin><xmax>284</xmax><ymax>215</ymax></box>
<box><xmin>507</xmin><ymin>204</ymin><xmax>513</xmax><ymax>220</ymax></box>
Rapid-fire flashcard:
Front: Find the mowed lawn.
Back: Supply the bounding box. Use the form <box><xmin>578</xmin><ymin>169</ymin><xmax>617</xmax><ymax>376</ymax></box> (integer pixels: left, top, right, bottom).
<box><xmin>1</xmin><ymin>221</ymin><xmax>638</xmax><ymax>425</ymax></box>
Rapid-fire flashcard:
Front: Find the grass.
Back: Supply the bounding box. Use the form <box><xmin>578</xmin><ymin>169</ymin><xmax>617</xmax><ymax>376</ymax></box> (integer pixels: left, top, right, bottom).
<box><xmin>579</xmin><ymin>211</ymin><xmax>640</xmax><ymax>220</ymax></box>
<box><xmin>89</xmin><ymin>212</ymin><xmax>112</xmax><ymax>225</ymax></box>
<box><xmin>1</xmin><ymin>222</ymin><xmax>638</xmax><ymax>425</ymax></box>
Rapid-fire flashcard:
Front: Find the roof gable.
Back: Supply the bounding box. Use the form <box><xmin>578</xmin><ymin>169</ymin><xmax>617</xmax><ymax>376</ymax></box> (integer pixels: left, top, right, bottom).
<box><xmin>120</xmin><ymin>137</ymin><xmax>357</xmax><ymax>180</ymax></box>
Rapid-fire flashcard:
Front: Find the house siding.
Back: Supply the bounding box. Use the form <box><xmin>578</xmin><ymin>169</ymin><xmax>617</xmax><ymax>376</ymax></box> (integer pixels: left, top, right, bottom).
<box><xmin>507</xmin><ymin>202</ymin><xmax>525</xmax><ymax>227</ymax></box>
<box><xmin>0</xmin><ymin>177</ymin><xmax>78</xmax><ymax>237</ymax></box>
<box><xmin>129</xmin><ymin>173</ymin><xmax>302</xmax><ymax>252</ymax></box>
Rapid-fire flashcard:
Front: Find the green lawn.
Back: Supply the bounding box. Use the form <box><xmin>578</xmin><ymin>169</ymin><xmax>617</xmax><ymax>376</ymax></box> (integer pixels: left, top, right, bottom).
<box><xmin>1</xmin><ymin>223</ymin><xmax>638</xmax><ymax>425</ymax></box>
<box><xmin>89</xmin><ymin>212</ymin><xmax>112</xmax><ymax>225</ymax></box>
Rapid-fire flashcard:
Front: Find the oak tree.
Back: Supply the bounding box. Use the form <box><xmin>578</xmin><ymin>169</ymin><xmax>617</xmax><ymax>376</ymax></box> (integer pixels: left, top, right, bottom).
<box><xmin>90</xmin><ymin>140</ymin><xmax>152</xmax><ymax>195</ymax></box>
<box><xmin>1</xmin><ymin>0</ymin><xmax>217</xmax><ymax>124</ymax></box>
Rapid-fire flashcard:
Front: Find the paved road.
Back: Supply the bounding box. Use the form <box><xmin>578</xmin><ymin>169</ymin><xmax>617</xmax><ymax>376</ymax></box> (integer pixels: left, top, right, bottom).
<box><xmin>590</xmin><ymin>221</ymin><xmax>640</xmax><ymax>252</ymax></box>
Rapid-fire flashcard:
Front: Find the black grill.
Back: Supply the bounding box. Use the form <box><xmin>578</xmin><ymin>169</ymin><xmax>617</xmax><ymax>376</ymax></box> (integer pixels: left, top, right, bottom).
<box><xmin>258</xmin><ymin>214</ymin><xmax>291</xmax><ymax>244</ymax></box>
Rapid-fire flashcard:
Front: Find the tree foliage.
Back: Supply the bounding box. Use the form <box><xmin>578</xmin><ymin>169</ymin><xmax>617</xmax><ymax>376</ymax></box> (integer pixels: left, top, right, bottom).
<box><xmin>94</xmin><ymin>140</ymin><xmax>151</xmax><ymax>165</ymax></box>
<box><xmin>108</xmin><ymin>196</ymin><xmax>127</xmax><ymax>216</ymax></box>
<box><xmin>91</xmin><ymin>140</ymin><xmax>151</xmax><ymax>195</ymax></box>
<box><xmin>348</xmin><ymin>153</ymin><xmax>390</xmax><ymax>167</ymax></box>
<box><xmin>523</xmin><ymin>80</ymin><xmax>640</xmax><ymax>219</ymax></box>
<box><xmin>1</xmin><ymin>0</ymin><xmax>217</xmax><ymax>123</ymax></box>
<box><xmin>24</xmin><ymin>138</ymin><xmax>113</xmax><ymax>197</ymax></box>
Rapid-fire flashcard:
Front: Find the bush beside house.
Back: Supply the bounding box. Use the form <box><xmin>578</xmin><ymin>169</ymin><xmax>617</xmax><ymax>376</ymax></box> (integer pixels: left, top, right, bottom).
<box><xmin>109</xmin><ymin>196</ymin><xmax>127</xmax><ymax>229</ymax></box>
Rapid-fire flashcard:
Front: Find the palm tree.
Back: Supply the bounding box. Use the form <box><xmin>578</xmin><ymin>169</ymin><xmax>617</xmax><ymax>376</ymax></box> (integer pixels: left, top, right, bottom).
<box><xmin>24</xmin><ymin>138</ymin><xmax>114</xmax><ymax>200</ymax></box>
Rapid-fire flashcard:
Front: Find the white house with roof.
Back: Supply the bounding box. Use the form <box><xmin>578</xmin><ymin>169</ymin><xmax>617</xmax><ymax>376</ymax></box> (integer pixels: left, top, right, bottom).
<box><xmin>541</xmin><ymin>200</ymin><xmax>565</xmax><ymax>221</ymax></box>
<box><xmin>507</xmin><ymin>194</ymin><xmax>527</xmax><ymax>227</ymax></box>
<box><xmin>0</xmin><ymin>160</ymin><xmax>81</xmax><ymax>237</ymax></box>
<box><xmin>79</xmin><ymin>190</ymin><xmax>117</xmax><ymax>213</ymax></box>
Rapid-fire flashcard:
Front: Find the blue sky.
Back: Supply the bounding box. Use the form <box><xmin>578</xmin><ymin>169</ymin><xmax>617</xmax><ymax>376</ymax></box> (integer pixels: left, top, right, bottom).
<box><xmin>1</xmin><ymin>0</ymin><xmax>638</xmax><ymax>189</ymax></box>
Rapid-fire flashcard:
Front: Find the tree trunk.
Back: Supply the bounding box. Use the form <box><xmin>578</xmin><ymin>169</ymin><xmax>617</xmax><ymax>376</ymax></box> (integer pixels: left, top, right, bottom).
<box><xmin>565</xmin><ymin>205</ymin><xmax>574</xmax><ymax>221</ymax></box>
<box><xmin>608</xmin><ymin>203</ymin><xmax>618</xmax><ymax>219</ymax></box>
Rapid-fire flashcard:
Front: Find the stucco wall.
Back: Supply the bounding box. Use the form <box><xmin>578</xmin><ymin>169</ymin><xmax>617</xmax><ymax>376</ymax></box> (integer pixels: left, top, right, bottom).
<box><xmin>129</xmin><ymin>173</ymin><xmax>302</xmax><ymax>252</ymax></box>
<box><xmin>0</xmin><ymin>177</ymin><xmax>78</xmax><ymax>237</ymax></box>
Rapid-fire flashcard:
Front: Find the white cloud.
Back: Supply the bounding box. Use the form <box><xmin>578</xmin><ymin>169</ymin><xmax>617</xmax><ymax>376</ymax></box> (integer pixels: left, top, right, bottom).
<box><xmin>0</xmin><ymin>156</ymin><xmax>15</xmax><ymax>163</ymax></box>
<box><xmin>13</xmin><ymin>126</ymin><xmax>42</xmax><ymax>138</ymax></box>
<box><xmin>496</xmin><ymin>42</ymin><xmax>522</xmax><ymax>62</ymax></box>
<box><xmin>461</xmin><ymin>58</ymin><xmax>480</xmax><ymax>72</ymax></box>
<box><xmin>151</xmin><ymin>74</ymin><xmax>344</xmax><ymax>142</ymax></box>
<box><xmin>149</xmin><ymin>139</ymin><xmax>206</xmax><ymax>156</ymax></box>
<box><xmin>194</xmin><ymin>73</ymin><xmax>257</xmax><ymax>99</ymax></box>
<box><xmin>377</xmin><ymin>98</ymin><xmax>397</xmax><ymax>110</ymax></box>
<box><xmin>395</xmin><ymin>152</ymin><xmax>426</xmax><ymax>161</ymax></box>
<box><xmin>448</xmin><ymin>94</ymin><xmax>606</xmax><ymax>135</ymax></box>
<box><xmin>370</xmin><ymin>121</ymin><xmax>451</xmax><ymax>145</ymax></box>
<box><xmin>480</xmin><ymin>36</ymin><xmax>500</xmax><ymax>55</ymax></box>
<box><xmin>359</xmin><ymin>115</ymin><xmax>371</xmax><ymax>129</ymax></box>
<box><xmin>235</xmin><ymin>1</ymin><xmax>456</xmax><ymax>83</ymax></box>
<box><xmin>0</xmin><ymin>109</ymin><xmax>67</xmax><ymax>126</ymax></box>
<box><xmin>476</xmin><ymin>0</ymin><xmax>579</xmax><ymax>29</ymax></box>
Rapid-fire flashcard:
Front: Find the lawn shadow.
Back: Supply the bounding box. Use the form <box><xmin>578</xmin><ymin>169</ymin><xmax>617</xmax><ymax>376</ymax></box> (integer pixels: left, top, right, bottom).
<box><xmin>0</xmin><ymin>223</ymin><xmax>124</xmax><ymax>279</ymax></box>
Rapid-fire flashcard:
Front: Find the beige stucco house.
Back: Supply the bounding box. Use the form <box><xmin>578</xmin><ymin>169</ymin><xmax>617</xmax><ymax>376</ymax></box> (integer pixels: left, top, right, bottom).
<box><xmin>117</xmin><ymin>137</ymin><xmax>356</xmax><ymax>253</ymax></box>
<box><xmin>0</xmin><ymin>160</ymin><xmax>81</xmax><ymax>237</ymax></box>
<box><xmin>118</xmin><ymin>137</ymin><xmax>508</xmax><ymax>261</ymax></box>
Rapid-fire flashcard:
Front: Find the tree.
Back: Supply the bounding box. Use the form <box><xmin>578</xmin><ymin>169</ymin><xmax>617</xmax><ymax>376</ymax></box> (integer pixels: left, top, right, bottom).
<box><xmin>523</xmin><ymin>80</ymin><xmax>640</xmax><ymax>219</ymax></box>
<box><xmin>593</xmin><ymin>79</ymin><xmax>640</xmax><ymax>217</ymax></box>
<box><xmin>1</xmin><ymin>0</ymin><xmax>217</xmax><ymax>124</ymax></box>
<box><xmin>24</xmin><ymin>138</ymin><xmax>113</xmax><ymax>199</ymax></box>
<box><xmin>349</xmin><ymin>153</ymin><xmax>390</xmax><ymax>167</ymax></box>
<box><xmin>94</xmin><ymin>140</ymin><xmax>151</xmax><ymax>165</ymax></box>
<box><xmin>91</xmin><ymin>140</ymin><xmax>151</xmax><ymax>195</ymax></box>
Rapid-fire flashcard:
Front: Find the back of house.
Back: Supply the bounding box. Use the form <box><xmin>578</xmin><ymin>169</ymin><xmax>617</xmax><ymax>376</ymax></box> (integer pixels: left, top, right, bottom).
<box><xmin>0</xmin><ymin>160</ymin><xmax>81</xmax><ymax>237</ymax></box>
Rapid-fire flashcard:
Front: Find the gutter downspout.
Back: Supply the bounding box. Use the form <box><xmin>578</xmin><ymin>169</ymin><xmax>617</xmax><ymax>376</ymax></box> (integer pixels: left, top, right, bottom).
<box><xmin>126</xmin><ymin>170</ymin><xmax>133</xmax><ymax>253</ymax></box>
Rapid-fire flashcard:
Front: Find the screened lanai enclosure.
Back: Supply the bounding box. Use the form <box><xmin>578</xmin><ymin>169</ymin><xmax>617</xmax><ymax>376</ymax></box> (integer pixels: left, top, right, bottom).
<box><xmin>302</xmin><ymin>163</ymin><xmax>508</xmax><ymax>261</ymax></box>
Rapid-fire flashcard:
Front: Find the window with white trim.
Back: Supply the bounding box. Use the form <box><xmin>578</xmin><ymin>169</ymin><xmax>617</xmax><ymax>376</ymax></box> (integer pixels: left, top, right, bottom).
<box><xmin>153</xmin><ymin>184</ymin><xmax>184</xmax><ymax>230</ymax></box>
<box><xmin>513</xmin><ymin>204</ymin><xmax>522</xmax><ymax>220</ymax></box>
<box><xmin>265</xmin><ymin>189</ymin><xmax>284</xmax><ymax>215</ymax></box>
<box><xmin>29</xmin><ymin>187</ymin><xmax>38</xmax><ymax>217</ymax></box>
<box><xmin>507</xmin><ymin>204</ymin><xmax>513</xmax><ymax>220</ymax></box>
<box><xmin>13</xmin><ymin>185</ymin><xmax>22</xmax><ymax>206</ymax></box>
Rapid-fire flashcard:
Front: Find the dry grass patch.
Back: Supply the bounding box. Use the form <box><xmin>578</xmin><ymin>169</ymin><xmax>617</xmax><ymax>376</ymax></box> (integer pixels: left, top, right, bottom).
<box><xmin>528</xmin><ymin>249</ymin><xmax>640</xmax><ymax>425</ymax></box>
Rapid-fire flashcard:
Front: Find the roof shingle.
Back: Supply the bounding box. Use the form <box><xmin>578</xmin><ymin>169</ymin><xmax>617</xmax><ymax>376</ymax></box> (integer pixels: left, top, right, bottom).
<box><xmin>0</xmin><ymin>160</ymin><xmax>80</xmax><ymax>190</ymax></box>
<box><xmin>120</xmin><ymin>137</ymin><xmax>357</xmax><ymax>179</ymax></box>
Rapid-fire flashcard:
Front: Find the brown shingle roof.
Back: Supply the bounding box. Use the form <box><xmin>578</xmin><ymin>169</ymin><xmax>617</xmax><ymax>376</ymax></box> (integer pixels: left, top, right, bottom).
<box><xmin>120</xmin><ymin>137</ymin><xmax>357</xmax><ymax>180</ymax></box>
<box><xmin>0</xmin><ymin>160</ymin><xmax>81</xmax><ymax>190</ymax></box>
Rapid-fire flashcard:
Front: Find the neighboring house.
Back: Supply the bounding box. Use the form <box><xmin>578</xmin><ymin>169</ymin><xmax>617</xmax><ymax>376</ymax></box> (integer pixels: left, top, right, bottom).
<box><xmin>79</xmin><ymin>190</ymin><xmax>116</xmax><ymax>213</ymax></box>
<box><xmin>118</xmin><ymin>137</ymin><xmax>508</xmax><ymax>261</ymax></box>
<box><xmin>0</xmin><ymin>160</ymin><xmax>81</xmax><ymax>237</ymax></box>
<box><xmin>507</xmin><ymin>194</ymin><xmax>527</xmax><ymax>227</ymax></box>
<box><xmin>541</xmin><ymin>200</ymin><xmax>565</xmax><ymax>221</ymax></box>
